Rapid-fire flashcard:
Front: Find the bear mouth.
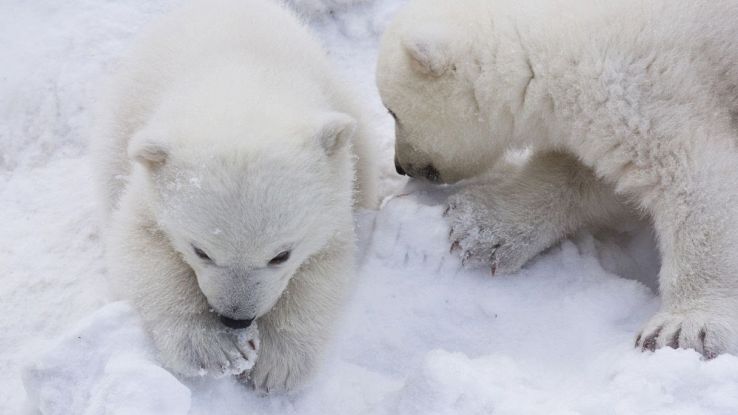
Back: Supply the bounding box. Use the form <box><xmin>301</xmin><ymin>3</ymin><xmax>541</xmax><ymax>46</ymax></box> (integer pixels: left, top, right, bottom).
<box><xmin>218</xmin><ymin>315</ymin><xmax>254</xmax><ymax>329</ymax></box>
<box><xmin>396</xmin><ymin>159</ymin><xmax>441</xmax><ymax>183</ymax></box>
<box><xmin>418</xmin><ymin>165</ymin><xmax>441</xmax><ymax>183</ymax></box>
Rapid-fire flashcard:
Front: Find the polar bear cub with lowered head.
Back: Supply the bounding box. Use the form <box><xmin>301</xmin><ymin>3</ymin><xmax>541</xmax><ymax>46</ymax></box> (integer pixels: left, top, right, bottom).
<box><xmin>93</xmin><ymin>0</ymin><xmax>376</xmax><ymax>392</ymax></box>
<box><xmin>378</xmin><ymin>0</ymin><xmax>738</xmax><ymax>357</ymax></box>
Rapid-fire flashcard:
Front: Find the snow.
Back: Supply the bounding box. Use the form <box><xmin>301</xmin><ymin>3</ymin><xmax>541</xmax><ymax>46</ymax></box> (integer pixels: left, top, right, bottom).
<box><xmin>22</xmin><ymin>303</ymin><xmax>191</xmax><ymax>415</ymax></box>
<box><xmin>3</xmin><ymin>0</ymin><xmax>738</xmax><ymax>414</ymax></box>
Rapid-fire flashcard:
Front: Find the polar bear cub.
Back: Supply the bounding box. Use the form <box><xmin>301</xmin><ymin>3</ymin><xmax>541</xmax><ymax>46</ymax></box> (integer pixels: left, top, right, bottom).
<box><xmin>92</xmin><ymin>0</ymin><xmax>376</xmax><ymax>392</ymax></box>
<box><xmin>377</xmin><ymin>0</ymin><xmax>738</xmax><ymax>357</ymax></box>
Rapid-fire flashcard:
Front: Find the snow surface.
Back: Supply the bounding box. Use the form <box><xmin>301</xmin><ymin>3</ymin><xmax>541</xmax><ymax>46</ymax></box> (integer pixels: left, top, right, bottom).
<box><xmin>3</xmin><ymin>0</ymin><xmax>738</xmax><ymax>414</ymax></box>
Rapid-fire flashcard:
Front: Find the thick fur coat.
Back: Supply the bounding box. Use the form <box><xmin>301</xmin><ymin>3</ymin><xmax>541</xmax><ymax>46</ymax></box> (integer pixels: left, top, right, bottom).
<box><xmin>377</xmin><ymin>0</ymin><xmax>738</xmax><ymax>356</ymax></box>
<box><xmin>93</xmin><ymin>0</ymin><xmax>376</xmax><ymax>392</ymax></box>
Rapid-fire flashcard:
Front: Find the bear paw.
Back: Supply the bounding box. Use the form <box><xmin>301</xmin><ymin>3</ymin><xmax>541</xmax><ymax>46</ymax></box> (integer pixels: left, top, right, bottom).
<box><xmin>444</xmin><ymin>188</ymin><xmax>543</xmax><ymax>275</ymax></box>
<box><xmin>158</xmin><ymin>319</ymin><xmax>259</xmax><ymax>378</ymax></box>
<box><xmin>635</xmin><ymin>309</ymin><xmax>738</xmax><ymax>359</ymax></box>
<box><xmin>249</xmin><ymin>336</ymin><xmax>314</xmax><ymax>394</ymax></box>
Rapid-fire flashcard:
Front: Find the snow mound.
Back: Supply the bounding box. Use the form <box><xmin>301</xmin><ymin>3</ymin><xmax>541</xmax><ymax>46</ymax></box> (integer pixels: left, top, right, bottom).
<box><xmin>370</xmin><ymin>194</ymin><xmax>461</xmax><ymax>274</ymax></box>
<box><xmin>396</xmin><ymin>348</ymin><xmax>738</xmax><ymax>415</ymax></box>
<box><xmin>22</xmin><ymin>302</ymin><xmax>191</xmax><ymax>415</ymax></box>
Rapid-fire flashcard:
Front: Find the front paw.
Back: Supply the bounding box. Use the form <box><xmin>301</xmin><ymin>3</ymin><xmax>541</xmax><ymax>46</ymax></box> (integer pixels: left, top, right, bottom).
<box><xmin>249</xmin><ymin>332</ymin><xmax>316</xmax><ymax>394</ymax></box>
<box><xmin>154</xmin><ymin>317</ymin><xmax>259</xmax><ymax>378</ymax></box>
<box><xmin>635</xmin><ymin>309</ymin><xmax>738</xmax><ymax>359</ymax></box>
<box><xmin>444</xmin><ymin>189</ymin><xmax>538</xmax><ymax>275</ymax></box>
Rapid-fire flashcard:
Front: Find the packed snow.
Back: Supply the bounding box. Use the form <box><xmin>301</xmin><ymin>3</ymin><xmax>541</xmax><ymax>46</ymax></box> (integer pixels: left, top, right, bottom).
<box><xmin>2</xmin><ymin>0</ymin><xmax>738</xmax><ymax>414</ymax></box>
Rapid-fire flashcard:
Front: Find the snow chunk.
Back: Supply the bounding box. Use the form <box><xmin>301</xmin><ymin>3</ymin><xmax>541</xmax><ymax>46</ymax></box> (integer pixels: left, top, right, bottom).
<box><xmin>22</xmin><ymin>302</ymin><xmax>191</xmax><ymax>415</ymax></box>
<box><xmin>369</xmin><ymin>194</ymin><xmax>461</xmax><ymax>274</ymax></box>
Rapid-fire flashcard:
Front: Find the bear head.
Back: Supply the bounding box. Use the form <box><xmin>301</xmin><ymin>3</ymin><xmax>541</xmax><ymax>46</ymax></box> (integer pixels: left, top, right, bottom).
<box><xmin>377</xmin><ymin>1</ymin><xmax>525</xmax><ymax>184</ymax></box>
<box><xmin>128</xmin><ymin>69</ymin><xmax>356</xmax><ymax>324</ymax></box>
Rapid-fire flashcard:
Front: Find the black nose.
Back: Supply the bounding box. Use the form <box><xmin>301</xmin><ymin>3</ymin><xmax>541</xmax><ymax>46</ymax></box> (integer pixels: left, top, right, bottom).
<box><xmin>219</xmin><ymin>315</ymin><xmax>253</xmax><ymax>329</ymax></box>
<box><xmin>395</xmin><ymin>157</ymin><xmax>407</xmax><ymax>176</ymax></box>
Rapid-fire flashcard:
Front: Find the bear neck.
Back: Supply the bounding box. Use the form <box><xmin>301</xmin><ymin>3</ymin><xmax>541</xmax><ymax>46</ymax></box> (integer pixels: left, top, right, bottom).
<box><xmin>469</xmin><ymin>6</ymin><xmax>600</xmax><ymax>153</ymax></box>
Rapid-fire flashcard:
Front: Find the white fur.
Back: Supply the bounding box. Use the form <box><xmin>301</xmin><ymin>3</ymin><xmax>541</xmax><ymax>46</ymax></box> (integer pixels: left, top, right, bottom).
<box><xmin>378</xmin><ymin>0</ymin><xmax>738</xmax><ymax>356</ymax></box>
<box><xmin>92</xmin><ymin>0</ymin><xmax>377</xmax><ymax>393</ymax></box>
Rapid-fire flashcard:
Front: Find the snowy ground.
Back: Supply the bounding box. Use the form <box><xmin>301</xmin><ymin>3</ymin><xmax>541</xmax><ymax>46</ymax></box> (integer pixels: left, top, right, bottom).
<box><xmin>3</xmin><ymin>1</ymin><xmax>738</xmax><ymax>414</ymax></box>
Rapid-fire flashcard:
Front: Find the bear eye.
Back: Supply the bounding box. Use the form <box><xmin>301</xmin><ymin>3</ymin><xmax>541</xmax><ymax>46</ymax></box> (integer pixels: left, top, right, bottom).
<box><xmin>268</xmin><ymin>250</ymin><xmax>291</xmax><ymax>266</ymax></box>
<box><xmin>193</xmin><ymin>245</ymin><xmax>212</xmax><ymax>262</ymax></box>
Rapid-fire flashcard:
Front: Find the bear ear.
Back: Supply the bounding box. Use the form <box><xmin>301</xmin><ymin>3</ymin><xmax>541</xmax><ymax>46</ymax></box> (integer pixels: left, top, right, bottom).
<box><xmin>128</xmin><ymin>134</ymin><xmax>169</xmax><ymax>170</ymax></box>
<box><xmin>314</xmin><ymin>112</ymin><xmax>356</xmax><ymax>156</ymax></box>
<box><xmin>402</xmin><ymin>30</ymin><xmax>453</xmax><ymax>77</ymax></box>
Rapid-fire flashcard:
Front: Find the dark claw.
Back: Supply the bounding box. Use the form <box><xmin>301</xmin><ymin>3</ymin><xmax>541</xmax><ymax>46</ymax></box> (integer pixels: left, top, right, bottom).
<box><xmin>698</xmin><ymin>328</ymin><xmax>717</xmax><ymax>359</ymax></box>
<box><xmin>444</xmin><ymin>202</ymin><xmax>456</xmax><ymax>217</ymax></box>
<box><xmin>668</xmin><ymin>327</ymin><xmax>681</xmax><ymax>349</ymax></box>
<box><xmin>490</xmin><ymin>263</ymin><xmax>497</xmax><ymax>276</ymax></box>
<box><xmin>461</xmin><ymin>251</ymin><xmax>472</xmax><ymax>266</ymax></box>
<box><xmin>635</xmin><ymin>333</ymin><xmax>642</xmax><ymax>348</ymax></box>
<box><xmin>641</xmin><ymin>326</ymin><xmax>662</xmax><ymax>352</ymax></box>
<box><xmin>450</xmin><ymin>241</ymin><xmax>461</xmax><ymax>253</ymax></box>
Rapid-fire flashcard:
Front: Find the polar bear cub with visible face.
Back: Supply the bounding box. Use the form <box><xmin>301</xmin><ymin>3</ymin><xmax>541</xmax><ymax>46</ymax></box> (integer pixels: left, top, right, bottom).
<box><xmin>93</xmin><ymin>0</ymin><xmax>376</xmax><ymax>392</ymax></box>
<box><xmin>378</xmin><ymin>0</ymin><xmax>738</xmax><ymax>357</ymax></box>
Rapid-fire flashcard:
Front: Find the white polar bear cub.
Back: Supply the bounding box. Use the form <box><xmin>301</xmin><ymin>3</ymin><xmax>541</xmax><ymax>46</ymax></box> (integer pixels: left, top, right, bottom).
<box><xmin>378</xmin><ymin>0</ymin><xmax>738</xmax><ymax>357</ymax></box>
<box><xmin>93</xmin><ymin>0</ymin><xmax>377</xmax><ymax>392</ymax></box>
